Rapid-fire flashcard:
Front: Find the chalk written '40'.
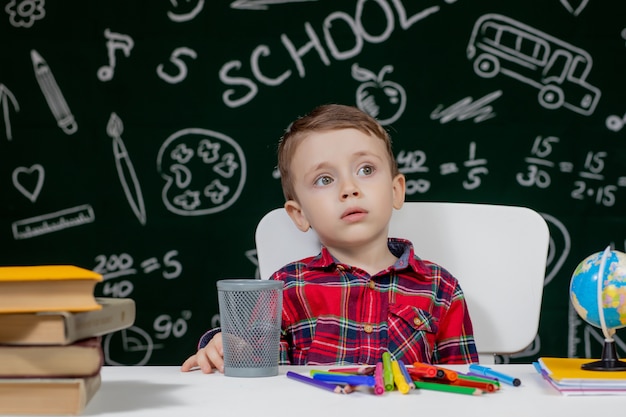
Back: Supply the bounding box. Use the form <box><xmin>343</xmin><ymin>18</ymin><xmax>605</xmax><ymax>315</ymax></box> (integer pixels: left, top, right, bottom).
<box><xmin>94</xmin><ymin>249</ymin><xmax>183</xmax><ymax>298</ymax></box>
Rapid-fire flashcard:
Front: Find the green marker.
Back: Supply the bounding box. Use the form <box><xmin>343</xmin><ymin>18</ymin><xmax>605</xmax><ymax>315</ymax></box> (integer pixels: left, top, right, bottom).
<box><xmin>414</xmin><ymin>380</ymin><xmax>484</xmax><ymax>396</ymax></box>
<box><xmin>382</xmin><ymin>352</ymin><xmax>394</xmax><ymax>391</ymax></box>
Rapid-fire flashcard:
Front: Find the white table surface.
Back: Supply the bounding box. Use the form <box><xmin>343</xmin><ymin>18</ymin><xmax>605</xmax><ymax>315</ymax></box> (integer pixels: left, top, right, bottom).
<box><xmin>83</xmin><ymin>365</ymin><xmax>624</xmax><ymax>417</ymax></box>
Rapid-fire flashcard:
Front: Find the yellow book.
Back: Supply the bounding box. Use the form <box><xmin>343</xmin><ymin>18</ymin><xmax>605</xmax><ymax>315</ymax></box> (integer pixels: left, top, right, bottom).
<box><xmin>0</xmin><ymin>265</ymin><xmax>102</xmax><ymax>313</ymax></box>
<box><xmin>538</xmin><ymin>357</ymin><xmax>626</xmax><ymax>382</ymax></box>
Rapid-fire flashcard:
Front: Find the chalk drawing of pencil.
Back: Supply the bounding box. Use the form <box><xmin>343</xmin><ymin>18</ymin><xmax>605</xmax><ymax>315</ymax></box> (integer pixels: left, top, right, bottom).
<box><xmin>106</xmin><ymin>112</ymin><xmax>147</xmax><ymax>225</ymax></box>
<box><xmin>31</xmin><ymin>49</ymin><xmax>77</xmax><ymax>135</ymax></box>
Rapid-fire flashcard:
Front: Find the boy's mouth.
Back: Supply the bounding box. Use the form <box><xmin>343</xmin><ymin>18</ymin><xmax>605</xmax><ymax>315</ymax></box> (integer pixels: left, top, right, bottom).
<box><xmin>341</xmin><ymin>207</ymin><xmax>367</xmax><ymax>220</ymax></box>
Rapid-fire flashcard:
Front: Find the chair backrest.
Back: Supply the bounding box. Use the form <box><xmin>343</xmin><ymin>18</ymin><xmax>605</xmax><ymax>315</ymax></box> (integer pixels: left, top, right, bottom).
<box><xmin>255</xmin><ymin>202</ymin><xmax>549</xmax><ymax>363</ymax></box>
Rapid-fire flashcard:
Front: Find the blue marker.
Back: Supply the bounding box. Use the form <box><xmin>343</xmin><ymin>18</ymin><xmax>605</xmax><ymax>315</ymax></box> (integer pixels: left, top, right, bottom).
<box><xmin>397</xmin><ymin>361</ymin><xmax>415</xmax><ymax>389</ymax></box>
<box><xmin>312</xmin><ymin>373</ymin><xmax>376</xmax><ymax>387</ymax></box>
<box><xmin>468</xmin><ymin>364</ymin><xmax>521</xmax><ymax>386</ymax></box>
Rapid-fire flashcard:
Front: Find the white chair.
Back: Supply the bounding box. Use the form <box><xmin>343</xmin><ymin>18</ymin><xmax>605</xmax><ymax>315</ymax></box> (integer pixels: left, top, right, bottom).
<box><xmin>255</xmin><ymin>202</ymin><xmax>550</xmax><ymax>363</ymax></box>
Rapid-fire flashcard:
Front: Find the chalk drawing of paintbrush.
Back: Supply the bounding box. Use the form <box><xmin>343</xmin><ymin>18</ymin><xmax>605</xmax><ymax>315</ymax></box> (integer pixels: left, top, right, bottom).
<box><xmin>106</xmin><ymin>112</ymin><xmax>147</xmax><ymax>225</ymax></box>
<box><xmin>31</xmin><ymin>50</ymin><xmax>77</xmax><ymax>135</ymax></box>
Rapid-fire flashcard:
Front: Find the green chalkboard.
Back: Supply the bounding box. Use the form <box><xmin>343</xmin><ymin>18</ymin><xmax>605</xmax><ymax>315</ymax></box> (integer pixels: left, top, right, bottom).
<box><xmin>1</xmin><ymin>0</ymin><xmax>625</xmax><ymax>365</ymax></box>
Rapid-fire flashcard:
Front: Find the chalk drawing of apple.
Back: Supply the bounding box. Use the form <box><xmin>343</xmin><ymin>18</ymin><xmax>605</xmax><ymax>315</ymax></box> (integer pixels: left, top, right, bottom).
<box><xmin>352</xmin><ymin>63</ymin><xmax>406</xmax><ymax>126</ymax></box>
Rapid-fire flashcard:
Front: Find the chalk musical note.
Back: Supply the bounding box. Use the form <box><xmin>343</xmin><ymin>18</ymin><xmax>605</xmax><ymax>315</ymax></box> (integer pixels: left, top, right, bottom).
<box><xmin>0</xmin><ymin>84</ymin><xmax>20</xmax><ymax>140</ymax></box>
<box><xmin>106</xmin><ymin>113</ymin><xmax>147</xmax><ymax>225</ymax></box>
<box><xmin>12</xmin><ymin>164</ymin><xmax>44</xmax><ymax>203</ymax></box>
<box><xmin>30</xmin><ymin>50</ymin><xmax>77</xmax><ymax>135</ymax></box>
<box><xmin>97</xmin><ymin>29</ymin><xmax>135</xmax><ymax>82</ymax></box>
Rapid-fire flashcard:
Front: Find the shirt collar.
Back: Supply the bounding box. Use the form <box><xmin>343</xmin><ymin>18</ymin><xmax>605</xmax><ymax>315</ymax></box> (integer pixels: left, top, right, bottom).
<box><xmin>306</xmin><ymin>238</ymin><xmax>433</xmax><ymax>278</ymax></box>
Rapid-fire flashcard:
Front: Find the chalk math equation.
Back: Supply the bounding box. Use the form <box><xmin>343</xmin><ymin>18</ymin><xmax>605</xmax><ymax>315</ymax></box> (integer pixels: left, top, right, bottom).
<box><xmin>398</xmin><ymin>136</ymin><xmax>626</xmax><ymax>207</ymax></box>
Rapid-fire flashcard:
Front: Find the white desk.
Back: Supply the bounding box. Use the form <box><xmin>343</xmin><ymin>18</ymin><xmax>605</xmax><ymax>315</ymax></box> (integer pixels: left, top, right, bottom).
<box><xmin>84</xmin><ymin>365</ymin><xmax>621</xmax><ymax>417</ymax></box>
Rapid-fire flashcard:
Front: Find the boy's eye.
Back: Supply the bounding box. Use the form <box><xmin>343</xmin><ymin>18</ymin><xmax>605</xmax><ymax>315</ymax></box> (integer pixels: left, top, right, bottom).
<box><xmin>314</xmin><ymin>176</ymin><xmax>333</xmax><ymax>186</ymax></box>
<box><xmin>358</xmin><ymin>165</ymin><xmax>375</xmax><ymax>176</ymax></box>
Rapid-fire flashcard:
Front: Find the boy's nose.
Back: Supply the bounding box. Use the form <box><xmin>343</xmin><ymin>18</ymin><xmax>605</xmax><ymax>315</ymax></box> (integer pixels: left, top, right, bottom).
<box><xmin>341</xmin><ymin>183</ymin><xmax>360</xmax><ymax>199</ymax></box>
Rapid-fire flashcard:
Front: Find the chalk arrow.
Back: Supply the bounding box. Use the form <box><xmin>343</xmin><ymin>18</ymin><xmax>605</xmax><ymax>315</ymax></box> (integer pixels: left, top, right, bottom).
<box><xmin>0</xmin><ymin>84</ymin><xmax>20</xmax><ymax>140</ymax></box>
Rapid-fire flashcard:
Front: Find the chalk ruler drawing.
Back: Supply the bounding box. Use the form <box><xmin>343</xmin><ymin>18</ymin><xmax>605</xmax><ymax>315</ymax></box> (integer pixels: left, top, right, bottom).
<box><xmin>106</xmin><ymin>113</ymin><xmax>147</xmax><ymax>225</ymax></box>
<box><xmin>352</xmin><ymin>63</ymin><xmax>406</xmax><ymax>126</ymax></box>
<box><xmin>12</xmin><ymin>164</ymin><xmax>44</xmax><ymax>202</ymax></box>
<box><xmin>5</xmin><ymin>0</ymin><xmax>46</xmax><ymax>28</ymax></box>
<box><xmin>97</xmin><ymin>29</ymin><xmax>134</xmax><ymax>82</ymax></box>
<box><xmin>0</xmin><ymin>84</ymin><xmax>20</xmax><ymax>140</ymax></box>
<box><xmin>11</xmin><ymin>204</ymin><xmax>95</xmax><ymax>240</ymax></box>
<box><xmin>467</xmin><ymin>14</ymin><xmax>601</xmax><ymax>115</ymax></box>
<box><xmin>31</xmin><ymin>50</ymin><xmax>77</xmax><ymax>134</ymax></box>
<box><xmin>157</xmin><ymin>128</ymin><xmax>247</xmax><ymax>216</ymax></box>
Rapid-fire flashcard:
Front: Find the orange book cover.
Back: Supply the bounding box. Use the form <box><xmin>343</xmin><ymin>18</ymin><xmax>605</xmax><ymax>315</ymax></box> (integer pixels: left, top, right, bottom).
<box><xmin>0</xmin><ymin>265</ymin><xmax>102</xmax><ymax>313</ymax></box>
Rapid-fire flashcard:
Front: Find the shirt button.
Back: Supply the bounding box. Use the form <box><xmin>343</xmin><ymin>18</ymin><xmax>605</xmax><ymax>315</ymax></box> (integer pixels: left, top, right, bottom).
<box><xmin>368</xmin><ymin>280</ymin><xmax>375</xmax><ymax>290</ymax></box>
<box><xmin>337</xmin><ymin>265</ymin><xmax>345</xmax><ymax>271</ymax></box>
<box><xmin>363</xmin><ymin>324</ymin><xmax>373</xmax><ymax>333</ymax></box>
<box><xmin>413</xmin><ymin>317</ymin><xmax>422</xmax><ymax>326</ymax></box>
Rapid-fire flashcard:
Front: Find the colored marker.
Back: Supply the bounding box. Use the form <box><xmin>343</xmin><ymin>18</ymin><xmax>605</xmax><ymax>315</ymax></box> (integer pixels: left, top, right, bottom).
<box><xmin>391</xmin><ymin>361</ymin><xmax>410</xmax><ymax>394</ymax></box>
<box><xmin>469</xmin><ymin>364</ymin><xmax>521</xmax><ymax>387</ymax></box>
<box><xmin>451</xmin><ymin>375</ymin><xmax>498</xmax><ymax>392</ymax></box>
<box><xmin>414</xmin><ymin>380</ymin><xmax>484</xmax><ymax>396</ymax></box>
<box><xmin>310</xmin><ymin>370</ymin><xmax>351</xmax><ymax>377</ymax></box>
<box><xmin>462</xmin><ymin>372</ymin><xmax>501</xmax><ymax>388</ymax></box>
<box><xmin>466</xmin><ymin>371</ymin><xmax>501</xmax><ymax>384</ymax></box>
<box><xmin>382</xmin><ymin>352</ymin><xmax>394</xmax><ymax>391</ymax></box>
<box><xmin>434</xmin><ymin>366</ymin><xmax>458</xmax><ymax>382</ymax></box>
<box><xmin>411</xmin><ymin>362</ymin><xmax>442</xmax><ymax>378</ymax></box>
<box><xmin>312</xmin><ymin>373</ymin><xmax>376</xmax><ymax>387</ymax></box>
<box><xmin>374</xmin><ymin>362</ymin><xmax>385</xmax><ymax>395</ymax></box>
<box><xmin>397</xmin><ymin>361</ymin><xmax>415</xmax><ymax>389</ymax></box>
<box><xmin>286</xmin><ymin>371</ymin><xmax>349</xmax><ymax>394</ymax></box>
<box><xmin>329</xmin><ymin>366</ymin><xmax>375</xmax><ymax>375</ymax></box>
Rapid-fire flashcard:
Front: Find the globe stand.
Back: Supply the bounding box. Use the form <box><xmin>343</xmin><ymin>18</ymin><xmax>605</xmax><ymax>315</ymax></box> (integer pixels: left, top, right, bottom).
<box><xmin>582</xmin><ymin>339</ymin><xmax>626</xmax><ymax>371</ymax></box>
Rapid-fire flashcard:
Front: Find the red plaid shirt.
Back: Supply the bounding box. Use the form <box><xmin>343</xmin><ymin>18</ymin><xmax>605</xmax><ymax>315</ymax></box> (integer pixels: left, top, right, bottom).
<box><xmin>272</xmin><ymin>238</ymin><xmax>478</xmax><ymax>365</ymax></box>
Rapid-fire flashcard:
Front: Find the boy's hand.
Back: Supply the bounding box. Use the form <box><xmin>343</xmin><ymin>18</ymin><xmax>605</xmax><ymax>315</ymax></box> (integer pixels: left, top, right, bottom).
<box><xmin>181</xmin><ymin>332</ymin><xmax>224</xmax><ymax>373</ymax></box>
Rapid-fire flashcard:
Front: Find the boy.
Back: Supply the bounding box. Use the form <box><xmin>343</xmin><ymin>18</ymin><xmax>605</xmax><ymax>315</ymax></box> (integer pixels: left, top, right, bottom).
<box><xmin>182</xmin><ymin>104</ymin><xmax>478</xmax><ymax>373</ymax></box>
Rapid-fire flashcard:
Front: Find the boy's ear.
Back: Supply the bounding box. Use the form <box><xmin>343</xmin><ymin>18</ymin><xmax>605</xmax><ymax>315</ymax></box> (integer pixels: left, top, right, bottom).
<box><xmin>392</xmin><ymin>173</ymin><xmax>406</xmax><ymax>210</ymax></box>
<box><xmin>284</xmin><ymin>200</ymin><xmax>311</xmax><ymax>232</ymax></box>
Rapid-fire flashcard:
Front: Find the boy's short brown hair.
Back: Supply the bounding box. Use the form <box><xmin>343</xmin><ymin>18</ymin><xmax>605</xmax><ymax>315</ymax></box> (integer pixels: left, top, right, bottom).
<box><xmin>277</xmin><ymin>104</ymin><xmax>399</xmax><ymax>201</ymax></box>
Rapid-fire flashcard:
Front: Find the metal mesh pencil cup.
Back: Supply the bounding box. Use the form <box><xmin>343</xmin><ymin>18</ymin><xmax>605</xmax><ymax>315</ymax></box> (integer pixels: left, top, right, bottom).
<box><xmin>217</xmin><ymin>279</ymin><xmax>283</xmax><ymax>377</ymax></box>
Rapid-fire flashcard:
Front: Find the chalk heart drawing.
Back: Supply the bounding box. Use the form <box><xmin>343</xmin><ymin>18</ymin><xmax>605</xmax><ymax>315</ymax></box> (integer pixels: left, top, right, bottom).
<box><xmin>13</xmin><ymin>164</ymin><xmax>45</xmax><ymax>202</ymax></box>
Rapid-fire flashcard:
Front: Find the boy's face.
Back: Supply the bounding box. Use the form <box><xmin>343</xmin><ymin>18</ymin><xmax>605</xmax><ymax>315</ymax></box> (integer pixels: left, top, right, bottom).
<box><xmin>284</xmin><ymin>128</ymin><xmax>405</xmax><ymax>249</ymax></box>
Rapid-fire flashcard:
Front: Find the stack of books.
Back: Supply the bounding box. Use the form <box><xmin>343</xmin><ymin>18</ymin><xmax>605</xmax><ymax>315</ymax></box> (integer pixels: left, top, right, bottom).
<box><xmin>0</xmin><ymin>265</ymin><xmax>136</xmax><ymax>415</ymax></box>
<box><xmin>534</xmin><ymin>357</ymin><xmax>626</xmax><ymax>396</ymax></box>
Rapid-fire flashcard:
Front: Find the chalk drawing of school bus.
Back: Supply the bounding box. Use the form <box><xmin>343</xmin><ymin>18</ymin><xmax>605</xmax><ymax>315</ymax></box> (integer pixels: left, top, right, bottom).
<box><xmin>467</xmin><ymin>14</ymin><xmax>601</xmax><ymax>116</ymax></box>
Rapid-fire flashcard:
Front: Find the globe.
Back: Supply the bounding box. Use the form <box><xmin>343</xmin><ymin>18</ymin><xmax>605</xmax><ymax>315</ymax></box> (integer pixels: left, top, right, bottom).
<box><xmin>569</xmin><ymin>247</ymin><xmax>626</xmax><ymax>370</ymax></box>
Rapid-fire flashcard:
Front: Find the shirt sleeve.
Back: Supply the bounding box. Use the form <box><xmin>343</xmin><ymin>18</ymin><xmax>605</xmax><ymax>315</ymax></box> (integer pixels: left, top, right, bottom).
<box><xmin>197</xmin><ymin>327</ymin><xmax>221</xmax><ymax>350</ymax></box>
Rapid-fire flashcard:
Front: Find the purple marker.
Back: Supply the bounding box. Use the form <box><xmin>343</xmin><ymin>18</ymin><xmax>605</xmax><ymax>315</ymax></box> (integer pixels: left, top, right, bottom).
<box><xmin>286</xmin><ymin>371</ymin><xmax>348</xmax><ymax>394</ymax></box>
